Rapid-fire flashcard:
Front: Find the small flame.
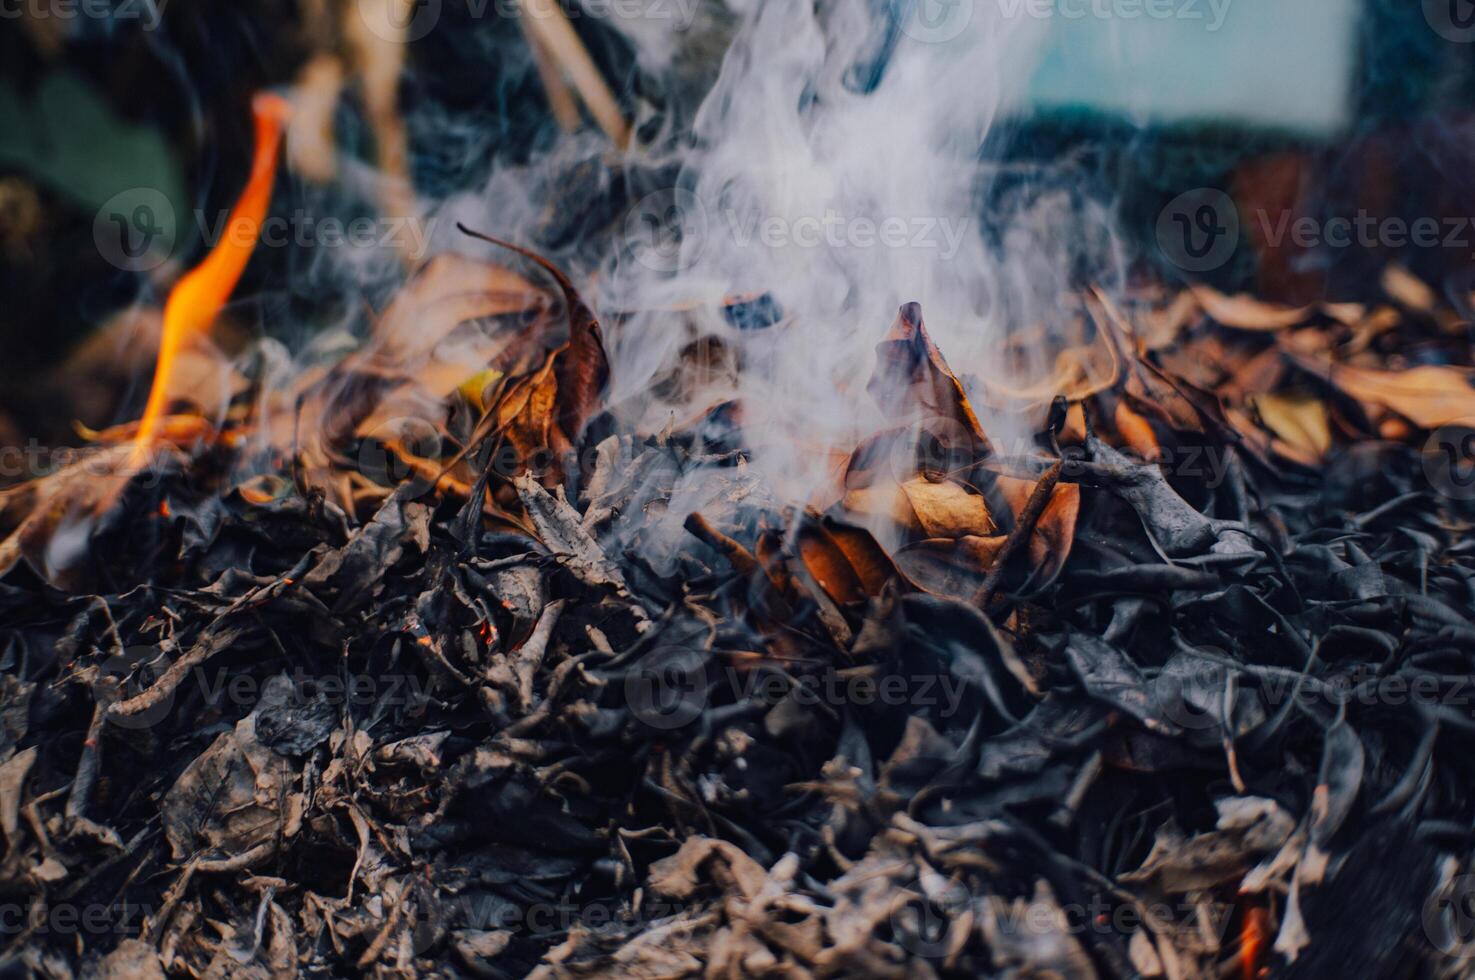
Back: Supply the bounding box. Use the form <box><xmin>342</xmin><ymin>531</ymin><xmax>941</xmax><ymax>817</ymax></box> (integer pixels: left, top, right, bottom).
<box><xmin>1240</xmin><ymin>904</ymin><xmax>1268</xmax><ymax>980</ymax></box>
<box><xmin>130</xmin><ymin>92</ymin><xmax>290</xmax><ymax>464</ymax></box>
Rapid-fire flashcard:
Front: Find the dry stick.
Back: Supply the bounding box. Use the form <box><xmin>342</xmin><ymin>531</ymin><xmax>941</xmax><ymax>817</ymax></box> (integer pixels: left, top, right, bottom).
<box><xmin>683</xmin><ymin>512</ymin><xmax>761</xmax><ymax>576</ymax></box>
<box><xmin>522</xmin><ymin>19</ymin><xmax>583</xmax><ymax>132</ymax></box>
<box><xmin>64</xmin><ymin>703</ymin><xmax>106</xmax><ymax>824</ymax></box>
<box><xmin>514</xmin><ymin>598</ymin><xmax>567</xmax><ymax>709</ymax></box>
<box><xmin>519</xmin><ymin>0</ymin><xmax>630</xmax><ymax>148</ymax></box>
<box><xmin>107</xmin><ymin>624</ymin><xmax>248</xmax><ymax>723</ymax></box>
<box><xmin>972</xmin><ymin>459</ymin><xmax>1064</xmax><ymax>612</ymax></box>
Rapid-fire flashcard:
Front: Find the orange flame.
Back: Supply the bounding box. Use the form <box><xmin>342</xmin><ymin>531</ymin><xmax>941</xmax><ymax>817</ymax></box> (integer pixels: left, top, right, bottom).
<box><xmin>131</xmin><ymin>92</ymin><xmax>290</xmax><ymax>463</ymax></box>
<box><xmin>1240</xmin><ymin>904</ymin><xmax>1268</xmax><ymax>980</ymax></box>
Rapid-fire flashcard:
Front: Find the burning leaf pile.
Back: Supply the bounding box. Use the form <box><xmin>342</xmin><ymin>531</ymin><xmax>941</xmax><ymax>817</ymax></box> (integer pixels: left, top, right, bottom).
<box><xmin>5</xmin><ymin>202</ymin><xmax>1475</xmax><ymax>978</ymax></box>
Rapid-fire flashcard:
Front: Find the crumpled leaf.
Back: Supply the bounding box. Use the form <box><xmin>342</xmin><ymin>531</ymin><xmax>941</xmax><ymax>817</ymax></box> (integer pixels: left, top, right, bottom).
<box><xmin>1310</xmin><ymin>718</ymin><xmax>1364</xmax><ymax>848</ymax></box>
<box><xmin>515</xmin><ymin>475</ymin><xmax>626</xmax><ymax>592</ymax></box>
<box><xmin>648</xmin><ymin>836</ymin><xmax>768</xmax><ymax>902</ymax></box>
<box><xmin>303</xmin><ymin>491</ymin><xmax>432</xmax><ymax>613</ymax></box>
<box><xmin>163</xmin><ymin>713</ymin><xmax>292</xmax><ymax>865</ymax></box>
<box><xmin>0</xmin><ymin>746</ymin><xmax>36</xmax><ymax>846</ymax></box>
<box><xmin>91</xmin><ymin>940</ymin><xmax>166</xmax><ymax>980</ymax></box>
<box><xmin>995</xmin><ymin>473</ymin><xmax>1081</xmax><ymax>581</ymax></box>
<box><xmin>460</xmin><ymin>229</ymin><xmax>610</xmax><ymax>468</ymax></box>
<box><xmin>1122</xmin><ymin>796</ymin><xmax>1295</xmax><ymax>893</ymax></box>
<box><xmin>867</xmin><ymin>302</ymin><xmax>991</xmax><ymax>453</ymax></box>
<box><xmin>894</xmin><ymin>535</ymin><xmax>1006</xmax><ymax>597</ymax></box>
<box><xmin>1060</xmin><ymin>632</ymin><xmax>1170</xmax><ymax>732</ymax></box>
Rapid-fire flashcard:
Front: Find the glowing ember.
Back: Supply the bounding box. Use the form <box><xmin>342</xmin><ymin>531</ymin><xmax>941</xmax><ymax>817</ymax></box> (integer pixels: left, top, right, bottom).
<box><xmin>130</xmin><ymin>92</ymin><xmax>289</xmax><ymax>463</ymax></box>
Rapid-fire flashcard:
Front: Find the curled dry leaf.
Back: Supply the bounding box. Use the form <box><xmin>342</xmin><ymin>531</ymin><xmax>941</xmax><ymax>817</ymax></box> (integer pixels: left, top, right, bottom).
<box><xmin>794</xmin><ymin>513</ymin><xmax>907</xmax><ymax>606</ymax></box>
<box><xmin>1189</xmin><ymin>285</ymin><xmax>1314</xmax><ymax>331</ymax></box>
<box><xmin>1253</xmin><ymin>392</ymin><xmax>1331</xmax><ymax>464</ymax></box>
<box><xmin>369</xmin><ymin>252</ymin><xmax>547</xmax><ymax>372</ymax></box>
<box><xmin>894</xmin><ymin>534</ymin><xmax>1006</xmax><ymax>597</ymax></box>
<box><xmin>1113</xmin><ymin>400</ymin><xmax>1162</xmax><ymax>461</ymax></box>
<box><xmin>868</xmin><ymin>302</ymin><xmax>991</xmax><ymax>454</ymax></box>
<box><xmin>1284</xmin><ymin>351</ymin><xmax>1475</xmax><ymax>430</ymax></box>
<box><xmin>460</xmin><ymin>227</ymin><xmax>611</xmax><ymax>486</ymax></box>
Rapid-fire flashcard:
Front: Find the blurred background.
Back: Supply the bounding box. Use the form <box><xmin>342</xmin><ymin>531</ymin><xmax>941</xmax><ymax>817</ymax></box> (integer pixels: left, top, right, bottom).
<box><xmin>1</xmin><ymin>0</ymin><xmax>1473</xmax><ymax>460</ymax></box>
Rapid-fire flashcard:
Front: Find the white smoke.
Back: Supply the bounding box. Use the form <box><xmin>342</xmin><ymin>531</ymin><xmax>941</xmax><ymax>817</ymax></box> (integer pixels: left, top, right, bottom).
<box><xmin>599</xmin><ymin>0</ymin><xmax>1108</xmax><ymax>500</ymax></box>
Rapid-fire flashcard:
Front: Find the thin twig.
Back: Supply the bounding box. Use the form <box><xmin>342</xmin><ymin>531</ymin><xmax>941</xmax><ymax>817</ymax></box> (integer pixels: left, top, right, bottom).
<box><xmin>973</xmin><ymin>459</ymin><xmax>1063</xmax><ymax>612</ymax></box>
<box><xmin>522</xmin><ymin>19</ymin><xmax>582</xmax><ymax>132</ymax></box>
<box><xmin>519</xmin><ymin>0</ymin><xmax>630</xmax><ymax>148</ymax></box>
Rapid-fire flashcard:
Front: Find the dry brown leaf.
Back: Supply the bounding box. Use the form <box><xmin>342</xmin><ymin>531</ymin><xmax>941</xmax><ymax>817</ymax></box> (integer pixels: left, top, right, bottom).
<box><xmin>894</xmin><ymin>535</ymin><xmax>1005</xmax><ymax>599</ymax></box>
<box><xmin>1190</xmin><ymin>285</ymin><xmax>1313</xmax><ymax>331</ymax></box>
<box><xmin>795</xmin><ymin>514</ymin><xmax>906</xmax><ymax>606</ymax></box>
<box><xmin>893</xmin><ymin>473</ymin><xmax>1079</xmax><ymax>599</ymax></box>
<box><xmin>898</xmin><ymin>478</ymin><xmax>996</xmax><ymax>538</ymax></box>
<box><xmin>868</xmin><ymin>302</ymin><xmax>991</xmax><ymax>453</ymax></box>
<box><xmin>371</xmin><ymin>253</ymin><xmax>545</xmax><ymax>365</ymax></box>
<box><xmin>1254</xmin><ymin>393</ymin><xmax>1331</xmax><ymax>461</ymax></box>
<box><xmin>842</xmin><ymin>477</ymin><xmax>995</xmax><ymax>540</ymax></box>
<box><xmin>994</xmin><ymin>474</ymin><xmax>1081</xmax><ymax>583</ymax></box>
<box><xmin>1284</xmin><ymin>352</ymin><xmax>1475</xmax><ymax>430</ymax></box>
<box><xmin>1381</xmin><ymin>263</ymin><xmax>1437</xmax><ymax>313</ymax></box>
<box><xmin>1142</xmin><ymin>289</ymin><xmax>1203</xmax><ymax>350</ymax></box>
<box><xmin>1114</xmin><ymin>400</ymin><xmax>1162</xmax><ymax>461</ymax></box>
<box><xmin>1030</xmin><ymin>482</ymin><xmax>1081</xmax><ymax>579</ymax></box>
<box><xmin>460</xmin><ymin>229</ymin><xmax>611</xmax><ymax>466</ymax></box>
